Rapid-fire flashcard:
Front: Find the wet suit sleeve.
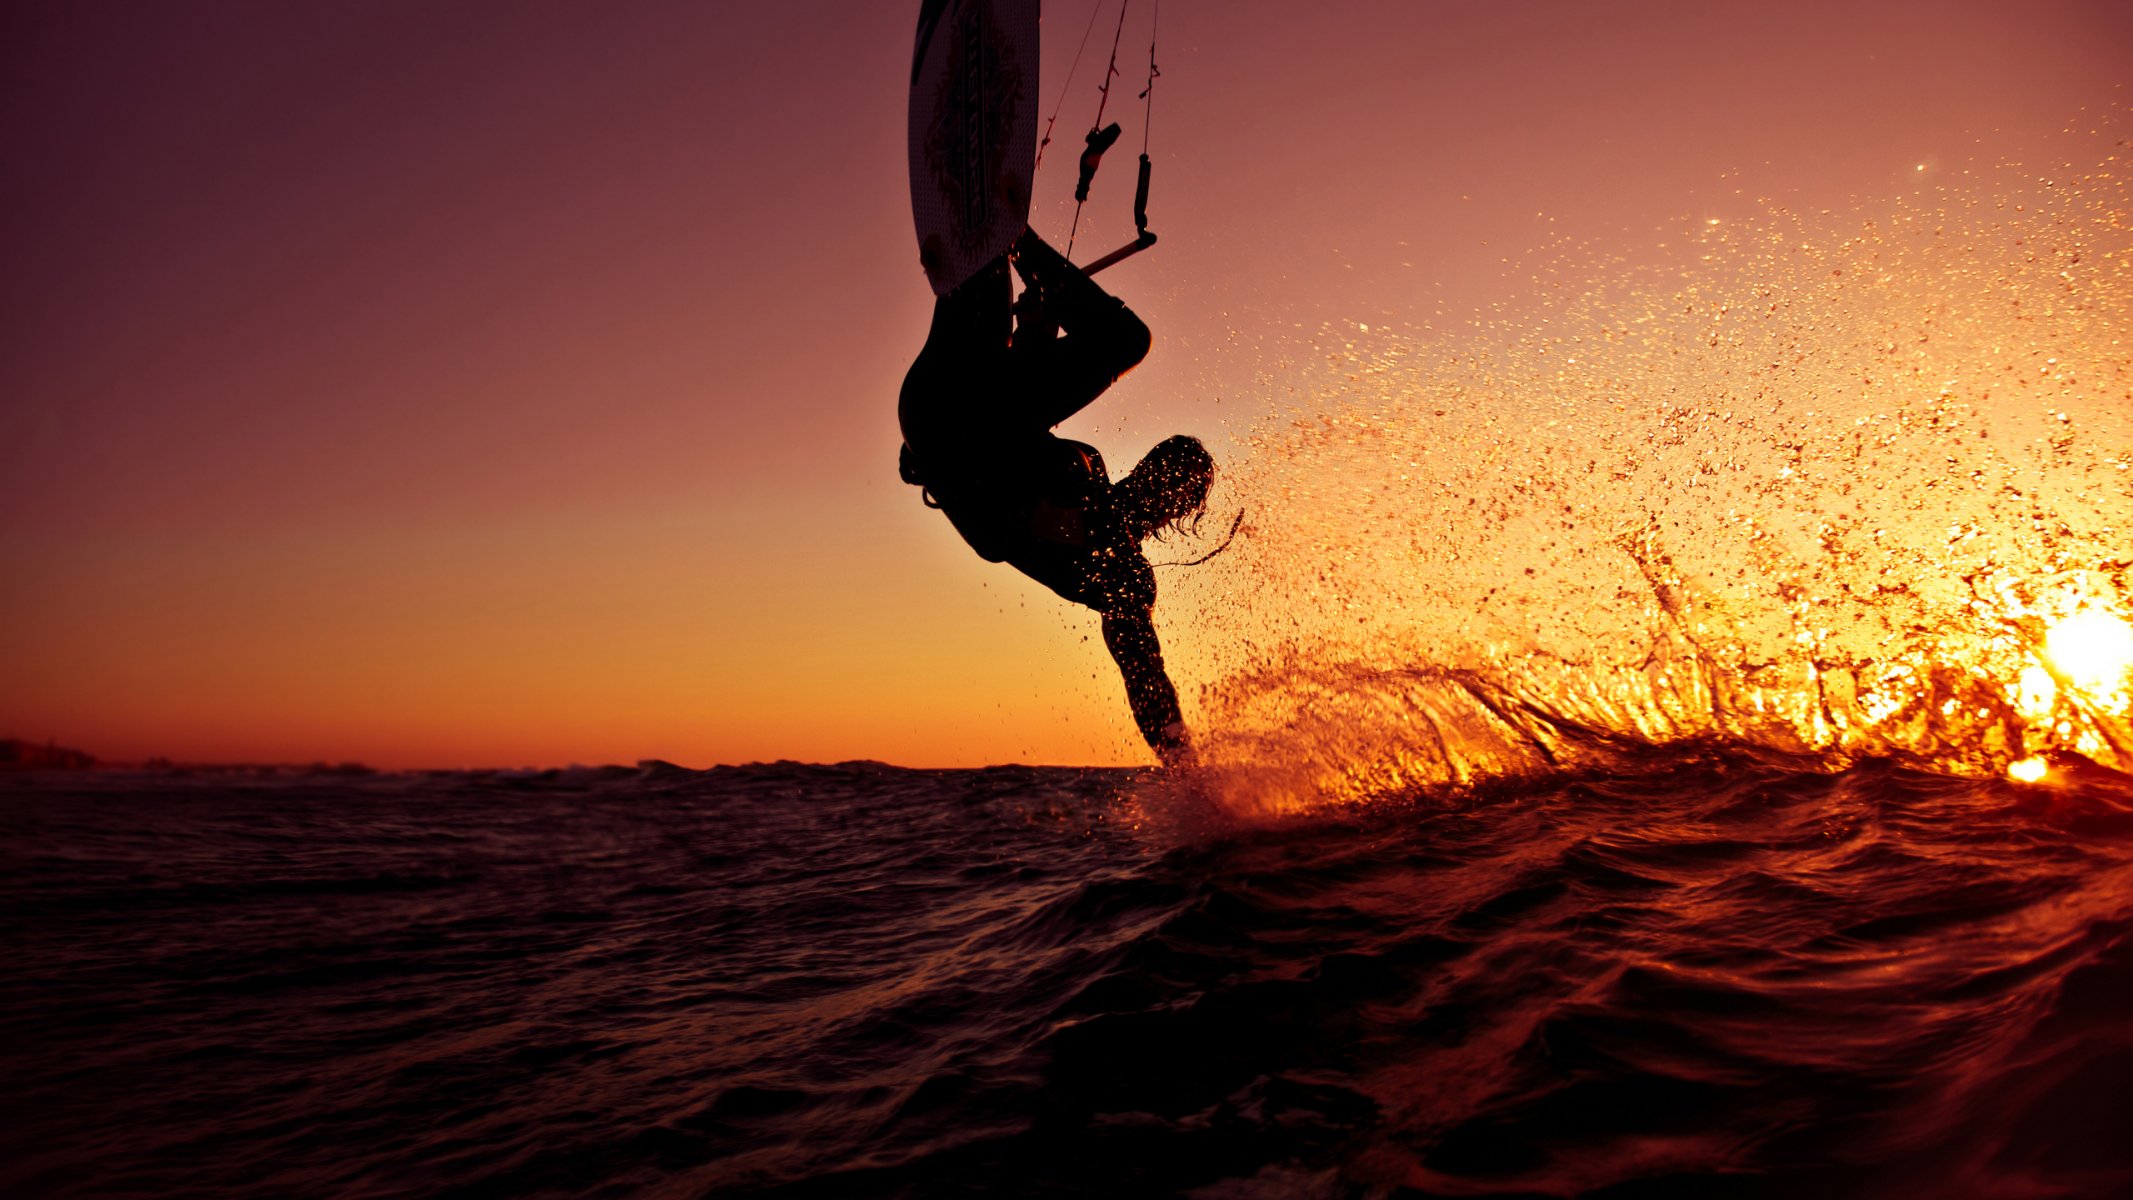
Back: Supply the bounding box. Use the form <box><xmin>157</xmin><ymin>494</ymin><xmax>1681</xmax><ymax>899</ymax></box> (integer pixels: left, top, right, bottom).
<box><xmin>1010</xmin><ymin>231</ymin><xmax>1151</xmax><ymax>431</ymax></box>
<box><xmin>1102</xmin><ymin>610</ymin><xmax>1187</xmax><ymax>758</ymax></box>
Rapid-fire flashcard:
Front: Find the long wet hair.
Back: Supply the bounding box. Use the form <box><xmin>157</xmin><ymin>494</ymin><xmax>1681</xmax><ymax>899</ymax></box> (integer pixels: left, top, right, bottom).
<box><xmin>1117</xmin><ymin>435</ymin><xmax>1215</xmax><ymax>540</ymax></box>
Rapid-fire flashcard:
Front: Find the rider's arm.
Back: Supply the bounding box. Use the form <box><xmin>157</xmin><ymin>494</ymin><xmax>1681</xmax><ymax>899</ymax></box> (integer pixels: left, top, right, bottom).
<box><xmin>1101</xmin><ymin>607</ymin><xmax>1188</xmax><ymax>760</ymax></box>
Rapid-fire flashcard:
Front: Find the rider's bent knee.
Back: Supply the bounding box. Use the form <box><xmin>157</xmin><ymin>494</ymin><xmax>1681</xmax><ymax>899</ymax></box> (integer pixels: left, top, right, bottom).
<box><xmin>1111</xmin><ymin>309</ymin><xmax>1151</xmax><ymax>372</ymax></box>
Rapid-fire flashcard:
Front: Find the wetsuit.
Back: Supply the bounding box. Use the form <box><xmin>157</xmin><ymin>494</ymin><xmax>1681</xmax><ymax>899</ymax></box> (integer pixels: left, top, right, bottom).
<box><xmin>899</xmin><ymin>232</ymin><xmax>1185</xmax><ymax>756</ymax></box>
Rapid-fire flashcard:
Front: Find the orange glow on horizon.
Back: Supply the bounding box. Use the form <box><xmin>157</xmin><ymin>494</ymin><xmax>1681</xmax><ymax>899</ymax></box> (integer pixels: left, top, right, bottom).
<box><xmin>4</xmin><ymin>2</ymin><xmax>2129</xmax><ymax>769</ymax></box>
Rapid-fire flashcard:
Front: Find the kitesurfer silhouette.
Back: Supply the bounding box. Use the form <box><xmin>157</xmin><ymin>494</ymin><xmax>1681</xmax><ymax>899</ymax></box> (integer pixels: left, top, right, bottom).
<box><xmin>900</xmin><ymin>228</ymin><xmax>1212</xmax><ymax>762</ymax></box>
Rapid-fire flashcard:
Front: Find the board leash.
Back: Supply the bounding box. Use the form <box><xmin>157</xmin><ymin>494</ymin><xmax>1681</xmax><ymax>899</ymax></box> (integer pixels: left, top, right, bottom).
<box><xmin>1132</xmin><ymin>0</ymin><xmax>1158</xmax><ymax>246</ymax></box>
<box><xmin>1139</xmin><ymin>0</ymin><xmax>1159</xmax><ymax>158</ymax></box>
<box><xmin>1152</xmin><ymin>507</ymin><xmax>1247</xmax><ymax>569</ymax></box>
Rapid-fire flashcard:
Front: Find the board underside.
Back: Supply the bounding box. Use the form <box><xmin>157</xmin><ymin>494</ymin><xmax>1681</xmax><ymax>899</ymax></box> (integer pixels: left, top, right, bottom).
<box><xmin>909</xmin><ymin>0</ymin><xmax>1040</xmax><ymax>296</ymax></box>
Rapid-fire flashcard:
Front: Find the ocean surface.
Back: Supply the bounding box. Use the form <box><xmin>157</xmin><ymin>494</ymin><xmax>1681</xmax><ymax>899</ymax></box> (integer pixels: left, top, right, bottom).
<box><xmin>7</xmin><ymin>752</ymin><xmax>2133</xmax><ymax>1198</ymax></box>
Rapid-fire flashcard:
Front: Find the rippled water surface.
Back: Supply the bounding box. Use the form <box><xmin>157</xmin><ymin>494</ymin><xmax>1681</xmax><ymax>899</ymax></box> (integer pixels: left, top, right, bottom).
<box><xmin>7</xmin><ymin>754</ymin><xmax>2133</xmax><ymax>1198</ymax></box>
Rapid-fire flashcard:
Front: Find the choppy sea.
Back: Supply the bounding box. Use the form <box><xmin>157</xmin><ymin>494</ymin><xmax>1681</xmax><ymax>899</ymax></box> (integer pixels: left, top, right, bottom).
<box><xmin>6</xmin><ymin>751</ymin><xmax>2133</xmax><ymax>1198</ymax></box>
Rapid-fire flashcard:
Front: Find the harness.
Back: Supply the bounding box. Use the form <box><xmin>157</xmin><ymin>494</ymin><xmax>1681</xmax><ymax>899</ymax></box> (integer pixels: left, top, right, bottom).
<box><xmin>899</xmin><ymin>439</ymin><xmax>1101</xmax><ymax>524</ymax></box>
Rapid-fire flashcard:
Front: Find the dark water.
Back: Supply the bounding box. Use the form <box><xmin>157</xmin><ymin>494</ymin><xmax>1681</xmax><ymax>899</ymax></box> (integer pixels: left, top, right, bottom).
<box><xmin>6</xmin><ymin>753</ymin><xmax>2133</xmax><ymax>1198</ymax></box>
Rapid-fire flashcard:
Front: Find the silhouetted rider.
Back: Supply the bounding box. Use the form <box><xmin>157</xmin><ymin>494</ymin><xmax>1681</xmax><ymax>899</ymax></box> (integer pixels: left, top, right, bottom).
<box><xmin>900</xmin><ymin>229</ymin><xmax>1213</xmax><ymax>762</ymax></box>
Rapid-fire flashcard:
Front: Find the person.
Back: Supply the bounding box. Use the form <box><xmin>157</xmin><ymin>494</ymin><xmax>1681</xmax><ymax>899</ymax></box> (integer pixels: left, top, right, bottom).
<box><xmin>900</xmin><ymin>228</ymin><xmax>1213</xmax><ymax>762</ymax></box>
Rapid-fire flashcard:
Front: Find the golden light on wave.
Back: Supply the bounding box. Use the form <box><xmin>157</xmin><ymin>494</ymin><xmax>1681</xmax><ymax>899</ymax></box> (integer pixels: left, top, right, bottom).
<box><xmin>2013</xmin><ymin>664</ymin><xmax>2057</xmax><ymax>721</ymax></box>
<box><xmin>2008</xmin><ymin>756</ymin><xmax>2050</xmax><ymax>784</ymax></box>
<box><xmin>2042</xmin><ymin>610</ymin><xmax>2133</xmax><ymax>703</ymax></box>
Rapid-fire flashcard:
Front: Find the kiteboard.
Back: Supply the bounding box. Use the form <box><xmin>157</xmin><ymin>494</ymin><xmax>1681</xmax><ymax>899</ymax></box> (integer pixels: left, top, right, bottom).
<box><xmin>909</xmin><ymin>0</ymin><xmax>1041</xmax><ymax>296</ymax></box>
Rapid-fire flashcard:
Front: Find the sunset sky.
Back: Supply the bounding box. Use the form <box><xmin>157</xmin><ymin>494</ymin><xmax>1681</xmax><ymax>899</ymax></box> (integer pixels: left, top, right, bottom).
<box><xmin>4</xmin><ymin>0</ymin><xmax>2128</xmax><ymax>769</ymax></box>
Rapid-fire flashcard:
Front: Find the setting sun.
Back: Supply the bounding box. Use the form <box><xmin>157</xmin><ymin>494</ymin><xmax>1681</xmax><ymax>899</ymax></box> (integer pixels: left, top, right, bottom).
<box><xmin>2043</xmin><ymin>610</ymin><xmax>2133</xmax><ymax>700</ymax></box>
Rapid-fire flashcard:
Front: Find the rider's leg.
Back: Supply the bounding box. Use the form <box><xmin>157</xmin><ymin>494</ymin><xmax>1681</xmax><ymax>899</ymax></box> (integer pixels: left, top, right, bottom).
<box><xmin>1009</xmin><ymin>231</ymin><xmax>1150</xmax><ymax>429</ymax></box>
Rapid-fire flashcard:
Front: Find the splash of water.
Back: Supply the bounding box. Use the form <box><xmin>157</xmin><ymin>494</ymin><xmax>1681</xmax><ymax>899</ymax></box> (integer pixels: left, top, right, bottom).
<box><xmin>1173</xmin><ymin>119</ymin><xmax>2133</xmax><ymax>814</ymax></box>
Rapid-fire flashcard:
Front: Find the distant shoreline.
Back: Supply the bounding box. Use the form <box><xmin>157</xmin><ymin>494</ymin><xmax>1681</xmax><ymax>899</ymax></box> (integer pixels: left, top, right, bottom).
<box><xmin>0</xmin><ymin>738</ymin><xmax>99</xmax><ymax>771</ymax></box>
<box><xmin>0</xmin><ymin>744</ymin><xmax>1114</xmax><ymax>777</ymax></box>
<box><xmin>0</xmin><ymin>737</ymin><xmax>386</xmax><ymax>776</ymax></box>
